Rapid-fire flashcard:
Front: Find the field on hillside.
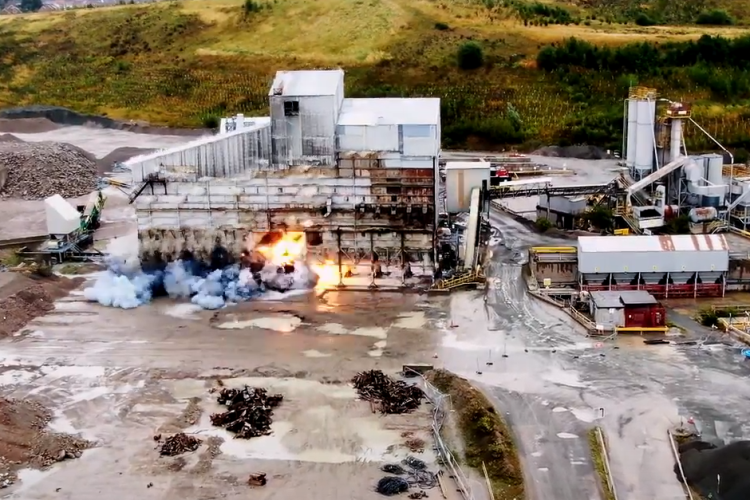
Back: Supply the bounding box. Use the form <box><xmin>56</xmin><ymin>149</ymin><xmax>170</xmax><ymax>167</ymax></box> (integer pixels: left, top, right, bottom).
<box><xmin>0</xmin><ymin>0</ymin><xmax>749</xmax><ymax>150</ymax></box>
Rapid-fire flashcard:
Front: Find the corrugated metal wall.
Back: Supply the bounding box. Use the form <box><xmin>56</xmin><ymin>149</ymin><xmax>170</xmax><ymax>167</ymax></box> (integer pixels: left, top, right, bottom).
<box><xmin>270</xmin><ymin>95</ymin><xmax>340</xmax><ymax>168</ymax></box>
<box><xmin>127</xmin><ymin>122</ymin><xmax>272</xmax><ymax>182</ymax></box>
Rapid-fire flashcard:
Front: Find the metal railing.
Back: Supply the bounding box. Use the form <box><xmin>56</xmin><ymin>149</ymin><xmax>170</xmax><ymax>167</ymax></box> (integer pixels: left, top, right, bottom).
<box><xmin>406</xmin><ymin>370</ymin><xmax>476</xmax><ymax>500</ymax></box>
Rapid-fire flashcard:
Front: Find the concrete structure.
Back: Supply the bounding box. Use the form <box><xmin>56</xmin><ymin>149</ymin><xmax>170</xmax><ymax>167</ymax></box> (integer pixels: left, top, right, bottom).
<box><xmin>445</xmin><ymin>162</ymin><xmax>490</xmax><ymax>213</ymax></box>
<box><xmin>125</xmin><ymin>69</ymin><xmax>441</xmax><ymax>273</ymax></box>
<box><xmin>589</xmin><ymin>290</ymin><xmax>664</xmax><ymax>332</ymax></box>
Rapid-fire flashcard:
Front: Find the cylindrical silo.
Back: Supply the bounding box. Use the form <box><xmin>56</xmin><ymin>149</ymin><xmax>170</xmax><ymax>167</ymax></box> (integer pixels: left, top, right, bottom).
<box><xmin>626</xmin><ymin>99</ymin><xmax>638</xmax><ymax>168</ymax></box>
<box><xmin>635</xmin><ymin>99</ymin><xmax>656</xmax><ymax>178</ymax></box>
<box><xmin>670</xmin><ymin>119</ymin><xmax>682</xmax><ymax>162</ymax></box>
<box><xmin>706</xmin><ymin>153</ymin><xmax>723</xmax><ymax>185</ymax></box>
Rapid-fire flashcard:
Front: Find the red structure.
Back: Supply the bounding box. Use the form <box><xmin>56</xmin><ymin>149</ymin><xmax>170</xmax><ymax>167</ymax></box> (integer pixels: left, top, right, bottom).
<box><xmin>620</xmin><ymin>292</ymin><xmax>666</xmax><ymax>328</ymax></box>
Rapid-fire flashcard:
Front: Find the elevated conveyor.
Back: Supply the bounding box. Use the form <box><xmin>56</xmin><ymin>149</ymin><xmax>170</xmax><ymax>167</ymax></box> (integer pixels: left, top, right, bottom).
<box><xmin>488</xmin><ymin>179</ymin><xmax>622</xmax><ymax>199</ymax></box>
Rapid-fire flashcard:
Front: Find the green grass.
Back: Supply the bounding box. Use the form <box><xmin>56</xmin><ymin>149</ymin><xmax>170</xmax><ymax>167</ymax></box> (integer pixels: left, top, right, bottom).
<box><xmin>0</xmin><ymin>0</ymin><xmax>748</xmax><ymax>147</ymax></box>
<box><xmin>427</xmin><ymin>369</ymin><xmax>524</xmax><ymax>500</ymax></box>
<box><xmin>588</xmin><ymin>427</ymin><xmax>616</xmax><ymax>500</ymax></box>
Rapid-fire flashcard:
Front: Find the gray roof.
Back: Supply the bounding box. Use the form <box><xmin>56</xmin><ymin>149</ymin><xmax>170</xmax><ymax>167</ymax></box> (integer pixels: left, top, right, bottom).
<box><xmin>590</xmin><ymin>291</ymin><xmax>624</xmax><ymax>309</ymax></box>
<box><xmin>618</xmin><ymin>290</ymin><xmax>658</xmax><ymax>306</ymax></box>
<box><xmin>591</xmin><ymin>290</ymin><xmax>658</xmax><ymax>308</ymax></box>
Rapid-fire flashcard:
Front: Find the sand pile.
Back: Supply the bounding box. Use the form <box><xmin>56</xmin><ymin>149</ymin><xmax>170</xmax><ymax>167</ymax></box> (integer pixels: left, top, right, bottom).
<box><xmin>0</xmin><ymin>272</ymin><xmax>82</xmax><ymax>338</ymax></box>
<box><xmin>677</xmin><ymin>439</ymin><xmax>750</xmax><ymax>500</ymax></box>
<box><xmin>0</xmin><ymin>398</ymin><xmax>91</xmax><ymax>489</ymax></box>
<box><xmin>0</xmin><ymin>141</ymin><xmax>98</xmax><ymax>199</ymax></box>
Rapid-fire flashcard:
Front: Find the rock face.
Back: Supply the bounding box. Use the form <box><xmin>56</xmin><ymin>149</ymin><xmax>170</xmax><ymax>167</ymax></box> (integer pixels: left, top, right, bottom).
<box><xmin>0</xmin><ymin>141</ymin><xmax>98</xmax><ymax>199</ymax></box>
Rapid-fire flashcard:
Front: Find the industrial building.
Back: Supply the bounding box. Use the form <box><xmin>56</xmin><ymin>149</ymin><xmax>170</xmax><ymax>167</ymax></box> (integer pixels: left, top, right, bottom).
<box><xmin>124</xmin><ymin>69</ymin><xmax>441</xmax><ymax>278</ymax></box>
<box><xmin>589</xmin><ymin>290</ymin><xmax>666</xmax><ymax>332</ymax></box>
<box><xmin>577</xmin><ymin>234</ymin><xmax>728</xmax><ymax>298</ymax></box>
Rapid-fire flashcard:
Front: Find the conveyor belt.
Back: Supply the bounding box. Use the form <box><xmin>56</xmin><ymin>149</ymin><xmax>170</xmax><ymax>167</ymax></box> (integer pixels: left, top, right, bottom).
<box><xmin>488</xmin><ymin>180</ymin><xmax>622</xmax><ymax>199</ymax></box>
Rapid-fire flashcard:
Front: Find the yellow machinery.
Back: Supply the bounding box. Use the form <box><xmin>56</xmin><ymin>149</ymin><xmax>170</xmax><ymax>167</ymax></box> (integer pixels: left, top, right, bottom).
<box><xmin>432</xmin><ymin>267</ymin><xmax>485</xmax><ymax>291</ymax></box>
<box><xmin>530</xmin><ymin>246</ymin><xmax>576</xmax><ymax>254</ymax></box>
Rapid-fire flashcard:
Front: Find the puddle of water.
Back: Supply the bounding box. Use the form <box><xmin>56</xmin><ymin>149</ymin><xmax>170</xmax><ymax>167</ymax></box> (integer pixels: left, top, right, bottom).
<box><xmin>303</xmin><ymin>350</ymin><xmax>332</xmax><ymax>358</ymax></box>
<box><xmin>552</xmin><ymin>407</ymin><xmax>568</xmax><ymax>413</ymax></box>
<box><xmin>349</xmin><ymin>327</ymin><xmax>387</xmax><ymax>339</ymax></box>
<box><xmin>392</xmin><ymin>311</ymin><xmax>426</xmax><ymax>330</ymax></box>
<box><xmin>14</xmin><ymin>468</ymin><xmax>55</xmax><ymax>490</ymax></box>
<box><xmin>570</xmin><ymin>407</ymin><xmax>598</xmax><ymax>423</ymax></box>
<box><xmin>542</xmin><ymin>369</ymin><xmax>589</xmax><ymax>389</ymax></box>
<box><xmin>163</xmin><ymin>303</ymin><xmax>203</xmax><ymax>320</ymax></box>
<box><xmin>557</xmin><ymin>432</ymin><xmax>579</xmax><ymax>439</ymax></box>
<box><xmin>317</xmin><ymin>323</ymin><xmax>349</xmax><ymax>335</ymax></box>
<box><xmin>216</xmin><ymin>314</ymin><xmax>301</xmax><ymax>332</ymax></box>
<box><xmin>39</xmin><ymin>366</ymin><xmax>106</xmax><ymax>379</ymax></box>
<box><xmin>368</xmin><ymin>340</ymin><xmax>387</xmax><ymax>358</ymax></box>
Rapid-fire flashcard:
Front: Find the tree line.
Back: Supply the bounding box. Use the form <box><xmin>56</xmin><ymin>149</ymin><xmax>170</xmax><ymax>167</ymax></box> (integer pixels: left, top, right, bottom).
<box><xmin>537</xmin><ymin>34</ymin><xmax>750</xmax><ymax>75</ymax></box>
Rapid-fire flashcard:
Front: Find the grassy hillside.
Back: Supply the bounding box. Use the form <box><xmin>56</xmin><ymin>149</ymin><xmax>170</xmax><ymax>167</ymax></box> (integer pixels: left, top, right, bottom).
<box><xmin>1</xmin><ymin>0</ymin><xmax>749</xmax><ymax>151</ymax></box>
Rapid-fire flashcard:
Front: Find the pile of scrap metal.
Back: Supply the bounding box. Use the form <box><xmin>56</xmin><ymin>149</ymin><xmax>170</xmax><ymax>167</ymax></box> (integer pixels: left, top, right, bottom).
<box><xmin>376</xmin><ymin>456</ymin><xmax>438</xmax><ymax>497</ymax></box>
<box><xmin>248</xmin><ymin>473</ymin><xmax>267</xmax><ymax>486</ymax></box>
<box><xmin>210</xmin><ymin>386</ymin><xmax>283</xmax><ymax>439</ymax></box>
<box><xmin>158</xmin><ymin>433</ymin><xmax>202</xmax><ymax>456</ymax></box>
<box><xmin>352</xmin><ymin>370</ymin><xmax>424</xmax><ymax>415</ymax></box>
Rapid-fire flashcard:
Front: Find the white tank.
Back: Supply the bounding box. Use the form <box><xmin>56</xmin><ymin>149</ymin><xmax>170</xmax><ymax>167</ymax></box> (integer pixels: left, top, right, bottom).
<box><xmin>705</xmin><ymin>153</ymin><xmax>723</xmax><ymax>185</ymax></box>
<box><xmin>635</xmin><ymin>99</ymin><xmax>656</xmax><ymax>176</ymax></box>
<box><xmin>626</xmin><ymin>99</ymin><xmax>638</xmax><ymax>168</ymax></box>
<box><xmin>670</xmin><ymin>119</ymin><xmax>682</xmax><ymax>162</ymax></box>
<box><xmin>689</xmin><ymin>207</ymin><xmax>718</xmax><ymax>222</ymax></box>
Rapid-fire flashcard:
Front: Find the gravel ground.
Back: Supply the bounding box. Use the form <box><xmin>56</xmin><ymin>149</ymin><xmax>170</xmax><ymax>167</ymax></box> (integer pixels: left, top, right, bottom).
<box><xmin>0</xmin><ymin>142</ymin><xmax>97</xmax><ymax>199</ymax></box>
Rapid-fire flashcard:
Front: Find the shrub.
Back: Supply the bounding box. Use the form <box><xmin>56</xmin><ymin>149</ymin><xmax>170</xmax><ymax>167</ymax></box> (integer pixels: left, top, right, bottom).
<box><xmin>635</xmin><ymin>13</ymin><xmax>657</xmax><ymax>26</ymax></box>
<box><xmin>201</xmin><ymin>114</ymin><xmax>220</xmax><ymax>129</ymax></box>
<box><xmin>696</xmin><ymin>9</ymin><xmax>734</xmax><ymax>26</ymax></box>
<box><xmin>243</xmin><ymin>0</ymin><xmax>262</xmax><ymax>14</ymax></box>
<box><xmin>535</xmin><ymin>218</ymin><xmax>553</xmax><ymax>232</ymax></box>
<box><xmin>457</xmin><ymin>42</ymin><xmax>484</xmax><ymax>70</ymax></box>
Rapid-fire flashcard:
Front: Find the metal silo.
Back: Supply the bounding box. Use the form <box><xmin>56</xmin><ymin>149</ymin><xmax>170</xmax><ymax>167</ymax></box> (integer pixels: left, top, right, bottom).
<box><xmin>634</xmin><ymin>99</ymin><xmax>656</xmax><ymax>178</ymax></box>
<box><xmin>704</xmin><ymin>153</ymin><xmax>725</xmax><ymax>207</ymax></box>
<box><xmin>626</xmin><ymin>99</ymin><xmax>638</xmax><ymax>169</ymax></box>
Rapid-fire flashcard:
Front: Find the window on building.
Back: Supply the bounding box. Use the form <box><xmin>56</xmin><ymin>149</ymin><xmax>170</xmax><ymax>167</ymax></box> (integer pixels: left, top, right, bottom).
<box><xmin>386</xmin><ymin>186</ymin><xmax>401</xmax><ymax>195</ymax></box>
<box><xmin>401</xmin><ymin>125</ymin><xmax>431</xmax><ymax>138</ymax></box>
<box><xmin>284</xmin><ymin>101</ymin><xmax>300</xmax><ymax>117</ymax></box>
<box><xmin>391</xmin><ymin>195</ymin><xmax>398</xmax><ymax>202</ymax></box>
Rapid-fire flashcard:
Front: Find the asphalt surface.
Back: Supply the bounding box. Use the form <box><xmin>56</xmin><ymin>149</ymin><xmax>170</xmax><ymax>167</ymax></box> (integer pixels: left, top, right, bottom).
<box><xmin>438</xmin><ymin>207</ymin><xmax>750</xmax><ymax>500</ymax></box>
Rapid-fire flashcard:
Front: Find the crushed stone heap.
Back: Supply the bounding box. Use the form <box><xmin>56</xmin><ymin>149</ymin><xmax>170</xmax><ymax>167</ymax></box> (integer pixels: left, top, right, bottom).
<box><xmin>0</xmin><ymin>141</ymin><xmax>97</xmax><ymax>199</ymax></box>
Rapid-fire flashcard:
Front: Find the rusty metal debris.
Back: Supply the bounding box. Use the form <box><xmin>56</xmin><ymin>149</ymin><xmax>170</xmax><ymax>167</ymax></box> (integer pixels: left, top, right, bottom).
<box><xmin>159</xmin><ymin>433</ymin><xmax>202</xmax><ymax>456</ymax></box>
<box><xmin>352</xmin><ymin>370</ymin><xmax>424</xmax><ymax>415</ymax></box>
<box><xmin>210</xmin><ymin>386</ymin><xmax>283</xmax><ymax>439</ymax></box>
<box><xmin>247</xmin><ymin>472</ymin><xmax>267</xmax><ymax>486</ymax></box>
<box><xmin>408</xmin><ymin>492</ymin><xmax>428</xmax><ymax>499</ymax></box>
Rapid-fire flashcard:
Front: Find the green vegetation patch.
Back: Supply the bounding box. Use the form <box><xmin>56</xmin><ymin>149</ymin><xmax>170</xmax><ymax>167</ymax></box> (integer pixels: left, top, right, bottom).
<box><xmin>427</xmin><ymin>369</ymin><xmax>524</xmax><ymax>500</ymax></box>
<box><xmin>587</xmin><ymin>428</ymin><xmax>616</xmax><ymax>500</ymax></box>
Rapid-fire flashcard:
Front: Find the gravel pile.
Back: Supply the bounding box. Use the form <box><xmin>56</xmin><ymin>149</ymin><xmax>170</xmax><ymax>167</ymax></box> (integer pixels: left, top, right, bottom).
<box><xmin>0</xmin><ymin>141</ymin><xmax>97</xmax><ymax>199</ymax></box>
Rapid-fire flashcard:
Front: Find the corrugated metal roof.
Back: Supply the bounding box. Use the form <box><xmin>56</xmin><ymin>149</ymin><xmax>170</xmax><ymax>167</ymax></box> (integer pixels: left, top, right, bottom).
<box><xmin>268</xmin><ymin>70</ymin><xmax>344</xmax><ymax>97</ymax></box>
<box><xmin>336</xmin><ymin>98</ymin><xmax>440</xmax><ymax>126</ymax></box>
<box><xmin>590</xmin><ymin>291</ymin><xmax>624</xmax><ymax>308</ymax></box>
<box><xmin>445</xmin><ymin>161</ymin><xmax>491</xmax><ymax>170</ymax></box>
<box><xmin>618</xmin><ymin>290</ymin><xmax>658</xmax><ymax>305</ymax></box>
<box><xmin>578</xmin><ymin>235</ymin><xmax>729</xmax><ymax>253</ymax></box>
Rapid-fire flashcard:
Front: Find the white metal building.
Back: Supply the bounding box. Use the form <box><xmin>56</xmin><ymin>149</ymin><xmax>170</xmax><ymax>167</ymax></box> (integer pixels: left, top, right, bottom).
<box><xmin>577</xmin><ymin>234</ymin><xmax>729</xmax><ymax>298</ymax></box>
<box><xmin>126</xmin><ymin>69</ymin><xmax>441</xmax><ymax>273</ymax></box>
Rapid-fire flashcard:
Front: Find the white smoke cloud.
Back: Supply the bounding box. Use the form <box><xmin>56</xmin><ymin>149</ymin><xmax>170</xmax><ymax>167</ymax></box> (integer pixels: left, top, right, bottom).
<box><xmin>83</xmin><ymin>258</ymin><xmax>318</xmax><ymax>311</ymax></box>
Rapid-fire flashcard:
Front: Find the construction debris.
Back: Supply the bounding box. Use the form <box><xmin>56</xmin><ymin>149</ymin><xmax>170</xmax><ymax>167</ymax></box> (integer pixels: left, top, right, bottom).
<box><xmin>247</xmin><ymin>472</ymin><xmax>267</xmax><ymax>486</ymax></box>
<box><xmin>677</xmin><ymin>439</ymin><xmax>750</xmax><ymax>500</ymax></box>
<box><xmin>381</xmin><ymin>463</ymin><xmax>407</xmax><ymax>475</ymax></box>
<box><xmin>408</xmin><ymin>492</ymin><xmax>428</xmax><ymax>499</ymax></box>
<box><xmin>352</xmin><ymin>370</ymin><xmax>424</xmax><ymax>415</ymax></box>
<box><xmin>209</xmin><ymin>386</ymin><xmax>283</xmax><ymax>439</ymax></box>
<box><xmin>159</xmin><ymin>433</ymin><xmax>202</xmax><ymax>456</ymax></box>
<box><xmin>0</xmin><ymin>141</ymin><xmax>97</xmax><ymax>199</ymax></box>
<box><xmin>376</xmin><ymin>476</ymin><xmax>410</xmax><ymax>496</ymax></box>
